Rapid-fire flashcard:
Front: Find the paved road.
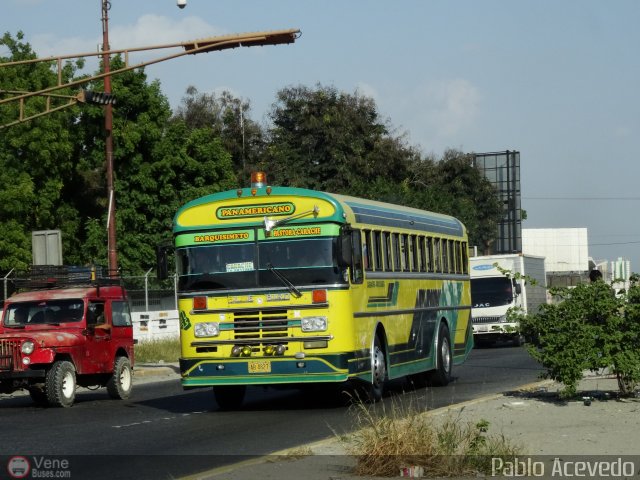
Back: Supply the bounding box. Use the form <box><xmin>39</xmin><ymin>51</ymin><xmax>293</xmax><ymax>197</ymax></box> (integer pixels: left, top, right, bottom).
<box><xmin>0</xmin><ymin>344</ymin><xmax>544</xmax><ymax>479</ymax></box>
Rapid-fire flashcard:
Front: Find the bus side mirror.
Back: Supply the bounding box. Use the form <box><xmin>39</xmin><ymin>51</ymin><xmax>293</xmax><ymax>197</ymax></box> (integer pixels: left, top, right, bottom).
<box><xmin>156</xmin><ymin>245</ymin><xmax>170</xmax><ymax>281</ymax></box>
<box><xmin>339</xmin><ymin>231</ymin><xmax>353</xmax><ymax>268</ymax></box>
<box><xmin>513</xmin><ymin>279</ymin><xmax>522</xmax><ymax>295</ymax></box>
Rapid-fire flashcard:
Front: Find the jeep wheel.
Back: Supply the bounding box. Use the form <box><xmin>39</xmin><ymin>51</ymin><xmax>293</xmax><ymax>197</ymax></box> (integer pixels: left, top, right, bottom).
<box><xmin>45</xmin><ymin>361</ymin><xmax>76</xmax><ymax>408</ymax></box>
<box><xmin>107</xmin><ymin>356</ymin><xmax>133</xmax><ymax>399</ymax></box>
<box><xmin>29</xmin><ymin>386</ymin><xmax>48</xmax><ymax>406</ymax></box>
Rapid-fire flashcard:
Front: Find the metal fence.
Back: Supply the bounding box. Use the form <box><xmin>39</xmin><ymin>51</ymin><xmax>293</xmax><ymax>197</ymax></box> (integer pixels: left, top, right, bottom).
<box><xmin>120</xmin><ymin>269</ymin><xmax>177</xmax><ymax>313</ymax></box>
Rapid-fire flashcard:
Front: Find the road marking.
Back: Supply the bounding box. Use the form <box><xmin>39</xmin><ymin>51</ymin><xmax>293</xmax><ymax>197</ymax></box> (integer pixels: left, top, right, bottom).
<box><xmin>112</xmin><ymin>411</ymin><xmax>207</xmax><ymax>429</ymax></box>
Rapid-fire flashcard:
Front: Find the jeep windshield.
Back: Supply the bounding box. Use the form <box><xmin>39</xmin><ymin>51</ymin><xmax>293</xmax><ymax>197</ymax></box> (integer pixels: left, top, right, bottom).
<box><xmin>4</xmin><ymin>299</ymin><xmax>84</xmax><ymax>327</ymax></box>
<box><xmin>176</xmin><ymin>237</ymin><xmax>344</xmax><ymax>291</ymax></box>
<box><xmin>470</xmin><ymin>277</ymin><xmax>514</xmax><ymax>308</ymax></box>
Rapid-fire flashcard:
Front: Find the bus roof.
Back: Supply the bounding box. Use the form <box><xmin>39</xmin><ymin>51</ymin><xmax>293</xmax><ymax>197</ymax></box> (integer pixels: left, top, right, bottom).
<box><xmin>174</xmin><ymin>186</ymin><xmax>466</xmax><ymax>238</ymax></box>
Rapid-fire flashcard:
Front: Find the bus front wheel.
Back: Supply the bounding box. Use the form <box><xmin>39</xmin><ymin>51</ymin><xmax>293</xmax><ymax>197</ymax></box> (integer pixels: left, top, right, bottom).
<box><xmin>427</xmin><ymin>322</ymin><xmax>452</xmax><ymax>387</ymax></box>
<box><xmin>367</xmin><ymin>335</ymin><xmax>387</xmax><ymax>402</ymax></box>
<box><xmin>213</xmin><ymin>385</ymin><xmax>246</xmax><ymax>410</ymax></box>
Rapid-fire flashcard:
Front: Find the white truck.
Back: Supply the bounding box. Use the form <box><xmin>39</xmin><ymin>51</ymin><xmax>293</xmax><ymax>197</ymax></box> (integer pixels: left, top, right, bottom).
<box><xmin>470</xmin><ymin>253</ymin><xmax>547</xmax><ymax>346</ymax></box>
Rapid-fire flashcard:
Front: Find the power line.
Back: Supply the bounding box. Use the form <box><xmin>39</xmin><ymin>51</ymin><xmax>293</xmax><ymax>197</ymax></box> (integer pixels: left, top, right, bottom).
<box><xmin>591</xmin><ymin>240</ymin><xmax>640</xmax><ymax>246</ymax></box>
<box><xmin>524</xmin><ymin>196</ymin><xmax>640</xmax><ymax>200</ymax></box>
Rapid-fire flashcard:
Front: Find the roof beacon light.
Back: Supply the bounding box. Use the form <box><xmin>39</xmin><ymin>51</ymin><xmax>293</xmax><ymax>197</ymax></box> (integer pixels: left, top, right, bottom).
<box><xmin>251</xmin><ymin>171</ymin><xmax>267</xmax><ymax>188</ymax></box>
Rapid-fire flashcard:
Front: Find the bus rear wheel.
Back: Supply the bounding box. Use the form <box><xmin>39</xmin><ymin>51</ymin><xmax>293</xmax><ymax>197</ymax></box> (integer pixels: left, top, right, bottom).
<box><xmin>427</xmin><ymin>322</ymin><xmax>452</xmax><ymax>386</ymax></box>
<box><xmin>213</xmin><ymin>385</ymin><xmax>246</xmax><ymax>410</ymax></box>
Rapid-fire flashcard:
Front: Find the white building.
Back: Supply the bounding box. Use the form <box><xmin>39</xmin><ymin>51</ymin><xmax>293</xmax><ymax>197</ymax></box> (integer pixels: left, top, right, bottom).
<box><xmin>522</xmin><ymin>228</ymin><xmax>632</xmax><ymax>290</ymax></box>
<box><xmin>522</xmin><ymin>228</ymin><xmax>590</xmax><ymax>287</ymax></box>
<box><xmin>610</xmin><ymin>257</ymin><xmax>632</xmax><ymax>292</ymax></box>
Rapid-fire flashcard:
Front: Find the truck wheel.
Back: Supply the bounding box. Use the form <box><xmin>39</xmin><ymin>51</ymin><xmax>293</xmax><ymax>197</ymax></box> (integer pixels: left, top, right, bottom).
<box><xmin>213</xmin><ymin>385</ymin><xmax>246</xmax><ymax>410</ymax></box>
<box><xmin>45</xmin><ymin>361</ymin><xmax>76</xmax><ymax>408</ymax></box>
<box><xmin>29</xmin><ymin>387</ymin><xmax>48</xmax><ymax>406</ymax></box>
<box><xmin>107</xmin><ymin>356</ymin><xmax>133</xmax><ymax>399</ymax></box>
<box><xmin>427</xmin><ymin>322</ymin><xmax>453</xmax><ymax>387</ymax></box>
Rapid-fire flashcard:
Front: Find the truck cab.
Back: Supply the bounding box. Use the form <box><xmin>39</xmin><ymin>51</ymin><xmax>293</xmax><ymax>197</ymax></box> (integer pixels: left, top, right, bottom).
<box><xmin>470</xmin><ymin>254</ymin><xmax>547</xmax><ymax>346</ymax></box>
<box><xmin>471</xmin><ymin>273</ymin><xmax>523</xmax><ymax>344</ymax></box>
<box><xmin>0</xmin><ymin>267</ymin><xmax>134</xmax><ymax>407</ymax></box>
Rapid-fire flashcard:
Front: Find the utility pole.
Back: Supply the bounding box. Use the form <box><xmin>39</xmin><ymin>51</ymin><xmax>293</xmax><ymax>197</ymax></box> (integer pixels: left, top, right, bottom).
<box><xmin>102</xmin><ymin>0</ymin><xmax>118</xmax><ymax>274</ymax></box>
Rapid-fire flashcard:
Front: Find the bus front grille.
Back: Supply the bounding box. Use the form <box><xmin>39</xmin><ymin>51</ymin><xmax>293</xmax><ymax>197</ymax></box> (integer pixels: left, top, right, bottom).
<box><xmin>232</xmin><ymin>309</ymin><xmax>290</xmax><ymax>343</ymax></box>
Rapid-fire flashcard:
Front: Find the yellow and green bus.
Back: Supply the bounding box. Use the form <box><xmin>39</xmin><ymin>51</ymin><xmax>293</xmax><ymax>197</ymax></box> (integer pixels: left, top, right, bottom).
<box><xmin>159</xmin><ymin>172</ymin><xmax>473</xmax><ymax>408</ymax></box>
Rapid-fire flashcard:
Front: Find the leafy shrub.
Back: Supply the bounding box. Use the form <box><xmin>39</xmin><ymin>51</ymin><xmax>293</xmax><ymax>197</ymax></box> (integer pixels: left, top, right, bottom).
<box><xmin>518</xmin><ymin>275</ymin><xmax>640</xmax><ymax>397</ymax></box>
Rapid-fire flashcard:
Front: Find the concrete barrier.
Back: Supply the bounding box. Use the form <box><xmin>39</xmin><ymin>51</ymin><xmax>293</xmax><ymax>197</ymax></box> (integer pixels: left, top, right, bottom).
<box><xmin>132</xmin><ymin>310</ymin><xmax>179</xmax><ymax>343</ymax></box>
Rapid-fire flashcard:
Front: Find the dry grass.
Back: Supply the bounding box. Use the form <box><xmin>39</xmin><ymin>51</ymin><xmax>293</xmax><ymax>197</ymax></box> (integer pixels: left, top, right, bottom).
<box><xmin>268</xmin><ymin>446</ymin><xmax>314</xmax><ymax>463</ymax></box>
<box><xmin>344</xmin><ymin>395</ymin><xmax>522</xmax><ymax>477</ymax></box>
<box><xmin>134</xmin><ymin>338</ymin><xmax>181</xmax><ymax>363</ymax></box>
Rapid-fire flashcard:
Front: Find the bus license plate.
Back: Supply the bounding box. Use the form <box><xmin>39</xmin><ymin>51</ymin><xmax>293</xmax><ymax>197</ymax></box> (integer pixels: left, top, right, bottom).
<box><xmin>248</xmin><ymin>360</ymin><xmax>271</xmax><ymax>373</ymax></box>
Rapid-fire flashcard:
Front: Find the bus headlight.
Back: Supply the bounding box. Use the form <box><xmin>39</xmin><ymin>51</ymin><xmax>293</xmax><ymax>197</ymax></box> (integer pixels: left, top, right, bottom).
<box><xmin>301</xmin><ymin>316</ymin><xmax>327</xmax><ymax>332</ymax></box>
<box><xmin>21</xmin><ymin>340</ymin><xmax>35</xmax><ymax>355</ymax></box>
<box><xmin>194</xmin><ymin>322</ymin><xmax>220</xmax><ymax>338</ymax></box>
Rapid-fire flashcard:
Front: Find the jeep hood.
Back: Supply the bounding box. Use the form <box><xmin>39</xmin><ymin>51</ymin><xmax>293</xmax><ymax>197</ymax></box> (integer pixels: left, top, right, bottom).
<box><xmin>0</xmin><ymin>329</ymin><xmax>85</xmax><ymax>347</ymax></box>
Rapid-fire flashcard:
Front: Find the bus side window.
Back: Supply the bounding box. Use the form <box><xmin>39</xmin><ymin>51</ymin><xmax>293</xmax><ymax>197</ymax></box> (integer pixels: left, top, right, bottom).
<box><xmin>442</xmin><ymin>240</ymin><xmax>449</xmax><ymax>273</ymax></box>
<box><xmin>433</xmin><ymin>238</ymin><xmax>441</xmax><ymax>273</ymax></box>
<box><xmin>461</xmin><ymin>242</ymin><xmax>469</xmax><ymax>274</ymax></box>
<box><xmin>400</xmin><ymin>234</ymin><xmax>409</xmax><ymax>272</ymax></box>
<box><xmin>392</xmin><ymin>233</ymin><xmax>400</xmax><ymax>272</ymax></box>
<box><xmin>410</xmin><ymin>235</ymin><xmax>418</xmax><ymax>272</ymax></box>
<box><xmin>383</xmin><ymin>232</ymin><xmax>392</xmax><ymax>271</ymax></box>
<box><xmin>418</xmin><ymin>236</ymin><xmax>426</xmax><ymax>272</ymax></box>
<box><xmin>450</xmin><ymin>240</ymin><xmax>456</xmax><ymax>273</ymax></box>
<box><xmin>350</xmin><ymin>230</ymin><xmax>364</xmax><ymax>284</ymax></box>
<box><xmin>363</xmin><ymin>229</ymin><xmax>373</xmax><ymax>271</ymax></box>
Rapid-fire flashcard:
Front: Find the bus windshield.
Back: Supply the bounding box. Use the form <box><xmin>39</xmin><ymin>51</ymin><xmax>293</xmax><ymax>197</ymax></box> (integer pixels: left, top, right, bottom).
<box><xmin>471</xmin><ymin>277</ymin><xmax>514</xmax><ymax>308</ymax></box>
<box><xmin>176</xmin><ymin>236</ymin><xmax>344</xmax><ymax>291</ymax></box>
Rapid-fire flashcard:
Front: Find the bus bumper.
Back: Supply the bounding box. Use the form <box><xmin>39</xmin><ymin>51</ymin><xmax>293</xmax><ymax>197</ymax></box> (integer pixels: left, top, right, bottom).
<box><xmin>179</xmin><ymin>356</ymin><xmax>351</xmax><ymax>387</ymax></box>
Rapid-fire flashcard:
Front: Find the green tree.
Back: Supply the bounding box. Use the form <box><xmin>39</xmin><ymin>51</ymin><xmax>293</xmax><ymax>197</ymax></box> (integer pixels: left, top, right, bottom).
<box><xmin>76</xmin><ymin>58</ymin><xmax>237</xmax><ymax>273</ymax></box>
<box><xmin>1</xmin><ymin>35</ymin><xmax>237</xmax><ymax>275</ymax></box>
<box><xmin>0</xmin><ymin>31</ymin><xmax>85</xmax><ymax>272</ymax></box>
<box><xmin>263</xmin><ymin>84</ymin><xmax>414</xmax><ymax>195</ymax></box>
<box><xmin>174</xmin><ymin>86</ymin><xmax>264</xmax><ymax>183</ymax></box>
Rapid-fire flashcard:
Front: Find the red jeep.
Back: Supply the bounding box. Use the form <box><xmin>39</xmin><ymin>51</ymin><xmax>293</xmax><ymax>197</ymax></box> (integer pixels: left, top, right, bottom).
<box><xmin>0</xmin><ymin>268</ymin><xmax>134</xmax><ymax>407</ymax></box>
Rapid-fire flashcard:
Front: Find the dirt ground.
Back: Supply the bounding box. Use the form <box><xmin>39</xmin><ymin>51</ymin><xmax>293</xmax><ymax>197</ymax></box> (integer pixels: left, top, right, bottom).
<box><xmin>187</xmin><ymin>373</ymin><xmax>640</xmax><ymax>480</ymax></box>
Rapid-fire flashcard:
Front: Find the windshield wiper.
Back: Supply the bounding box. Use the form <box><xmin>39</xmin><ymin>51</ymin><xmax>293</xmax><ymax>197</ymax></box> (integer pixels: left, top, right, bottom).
<box><xmin>264</xmin><ymin>205</ymin><xmax>320</xmax><ymax>232</ymax></box>
<box><xmin>266</xmin><ymin>263</ymin><xmax>302</xmax><ymax>298</ymax></box>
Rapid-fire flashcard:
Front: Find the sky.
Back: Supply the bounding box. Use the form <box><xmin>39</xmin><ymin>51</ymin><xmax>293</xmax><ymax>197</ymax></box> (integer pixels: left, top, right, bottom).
<box><xmin>3</xmin><ymin>0</ymin><xmax>640</xmax><ymax>272</ymax></box>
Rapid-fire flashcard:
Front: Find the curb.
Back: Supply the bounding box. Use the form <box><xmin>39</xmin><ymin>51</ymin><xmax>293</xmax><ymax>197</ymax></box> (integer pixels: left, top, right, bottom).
<box><xmin>133</xmin><ymin>363</ymin><xmax>180</xmax><ymax>378</ymax></box>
